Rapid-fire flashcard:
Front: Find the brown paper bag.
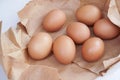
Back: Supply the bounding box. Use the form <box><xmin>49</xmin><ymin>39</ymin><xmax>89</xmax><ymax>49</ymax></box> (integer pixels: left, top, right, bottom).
<box><xmin>0</xmin><ymin>0</ymin><xmax>120</xmax><ymax>80</ymax></box>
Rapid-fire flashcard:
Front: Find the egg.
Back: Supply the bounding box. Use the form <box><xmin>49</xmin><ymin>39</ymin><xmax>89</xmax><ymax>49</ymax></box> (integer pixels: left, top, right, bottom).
<box><xmin>53</xmin><ymin>35</ymin><xmax>76</xmax><ymax>64</ymax></box>
<box><xmin>28</xmin><ymin>32</ymin><xmax>52</xmax><ymax>60</ymax></box>
<box><xmin>76</xmin><ymin>5</ymin><xmax>102</xmax><ymax>25</ymax></box>
<box><xmin>93</xmin><ymin>18</ymin><xmax>120</xmax><ymax>39</ymax></box>
<box><xmin>66</xmin><ymin>22</ymin><xmax>90</xmax><ymax>44</ymax></box>
<box><xmin>43</xmin><ymin>9</ymin><xmax>66</xmax><ymax>32</ymax></box>
<box><xmin>81</xmin><ymin>37</ymin><xmax>104</xmax><ymax>62</ymax></box>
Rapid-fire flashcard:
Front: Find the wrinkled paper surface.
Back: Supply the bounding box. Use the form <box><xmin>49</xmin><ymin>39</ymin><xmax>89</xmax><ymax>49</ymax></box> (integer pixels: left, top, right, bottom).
<box><xmin>0</xmin><ymin>0</ymin><xmax>120</xmax><ymax>80</ymax></box>
<box><xmin>108</xmin><ymin>0</ymin><xmax>120</xmax><ymax>27</ymax></box>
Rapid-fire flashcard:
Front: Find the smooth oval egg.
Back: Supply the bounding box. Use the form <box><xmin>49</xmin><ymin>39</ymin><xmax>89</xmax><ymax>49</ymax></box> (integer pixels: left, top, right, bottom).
<box><xmin>53</xmin><ymin>35</ymin><xmax>76</xmax><ymax>64</ymax></box>
<box><xmin>93</xmin><ymin>18</ymin><xmax>120</xmax><ymax>39</ymax></box>
<box><xmin>43</xmin><ymin>9</ymin><xmax>66</xmax><ymax>32</ymax></box>
<box><xmin>76</xmin><ymin>5</ymin><xmax>102</xmax><ymax>25</ymax></box>
<box><xmin>66</xmin><ymin>22</ymin><xmax>90</xmax><ymax>44</ymax></box>
<box><xmin>28</xmin><ymin>32</ymin><xmax>52</xmax><ymax>60</ymax></box>
<box><xmin>81</xmin><ymin>37</ymin><xmax>104</xmax><ymax>62</ymax></box>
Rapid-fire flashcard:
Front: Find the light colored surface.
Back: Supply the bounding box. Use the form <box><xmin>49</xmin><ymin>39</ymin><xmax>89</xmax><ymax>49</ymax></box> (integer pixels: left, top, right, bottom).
<box><xmin>0</xmin><ymin>0</ymin><xmax>120</xmax><ymax>80</ymax></box>
<box><xmin>0</xmin><ymin>0</ymin><xmax>30</xmax><ymax>32</ymax></box>
<box><xmin>95</xmin><ymin>62</ymin><xmax>120</xmax><ymax>80</ymax></box>
<box><xmin>0</xmin><ymin>66</ymin><xmax>7</xmax><ymax>80</ymax></box>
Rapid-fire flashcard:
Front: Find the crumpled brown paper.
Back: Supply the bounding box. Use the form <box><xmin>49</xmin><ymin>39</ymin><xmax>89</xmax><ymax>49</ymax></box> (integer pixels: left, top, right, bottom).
<box><xmin>0</xmin><ymin>0</ymin><xmax>120</xmax><ymax>80</ymax></box>
<box><xmin>108</xmin><ymin>0</ymin><xmax>120</xmax><ymax>27</ymax></box>
<box><xmin>0</xmin><ymin>24</ymin><xmax>97</xmax><ymax>80</ymax></box>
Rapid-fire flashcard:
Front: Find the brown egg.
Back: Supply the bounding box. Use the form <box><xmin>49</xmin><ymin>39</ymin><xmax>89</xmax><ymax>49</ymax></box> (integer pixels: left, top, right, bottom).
<box><xmin>28</xmin><ymin>32</ymin><xmax>52</xmax><ymax>60</ymax></box>
<box><xmin>43</xmin><ymin>9</ymin><xmax>66</xmax><ymax>32</ymax></box>
<box><xmin>76</xmin><ymin>5</ymin><xmax>102</xmax><ymax>25</ymax></box>
<box><xmin>66</xmin><ymin>22</ymin><xmax>90</xmax><ymax>44</ymax></box>
<box><xmin>53</xmin><ymin>35</ymin><xmax>76</xmax><ymax>64</ymax></box>
<box><xmin>81</xmin><ymin>37</ymin><xmax>104</xmax><ymax>62</ymax></box>
<box><xmin>93</xmin><ymin>18</ymin><xmax>120</xmax><ymax>39</ymax></box>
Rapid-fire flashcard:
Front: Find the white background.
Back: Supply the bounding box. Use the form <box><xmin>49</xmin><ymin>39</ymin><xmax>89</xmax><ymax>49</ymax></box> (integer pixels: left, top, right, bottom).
<box><xmin>0</xmin><ymin>0</ymin><xmax>120</xmax><ymax>80</ymax></box>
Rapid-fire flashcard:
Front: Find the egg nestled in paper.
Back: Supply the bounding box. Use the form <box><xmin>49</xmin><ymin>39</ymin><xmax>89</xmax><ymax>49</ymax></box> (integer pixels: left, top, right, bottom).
<box><xmin>43</xmin><ymin>9</ymin><xmax>66</xmax><ymax>32</ymax></box>
<box><xmin>76</xmin><ymin>5</ymin><xmax>102</xmax><ymax>25</ymax></box>
<box><xmin>81</xmin><ymin>37</ymin><xmax>104</xmax><ymax>62</ymax></box>
<box><xmin>93</xmin><ymin>18</ymin><xmax>120</xmax><ymax>39</ymax></box>
<box><xmin>66</xmin><ymin>22</ymin><xmax>90</xmax><ymax>44</ymax></box>
<box><xmin>28</xmin><ymin>32</ymin><xmax>52</xmax><ymax>60</ymax></box>
<box><xmin>53</xmin><ymin>35</ymin><xmax>76</xmax><ymax>64</ymax></box>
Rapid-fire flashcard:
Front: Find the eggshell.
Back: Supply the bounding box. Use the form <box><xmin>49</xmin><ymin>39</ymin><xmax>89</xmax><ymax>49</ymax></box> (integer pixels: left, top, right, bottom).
<box><xmin>93</xmin><ymin>18</ymin><xmax>120</xmax><ymax>39</ymax></box>
<box><xmin>66</xmin><ymin>22</ymin><xmax>90</xmax><ymax>44</ymax></box>
<box><xmin>76</xmin><ymin>5</ymin><xmax>102</xmax><ymax>25</ymax></box>
<box><xmin>28</xmin><ymin>32</ymin><xmax>52</xmax><ymax>60</ymax></box>
<box><xmin>81</xmin><ymin>37</ymin><xmax>104</xmax><ymax>62</ymax></box>
<box><xmin>53</xmin><ymin>35</ymin><xmax>76</xmax><ymax>64</ymax></box>
<box><xmin>43</xmin><ymin>9</ymin><xmax>66</xmax><ymax>32</ymax></box>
